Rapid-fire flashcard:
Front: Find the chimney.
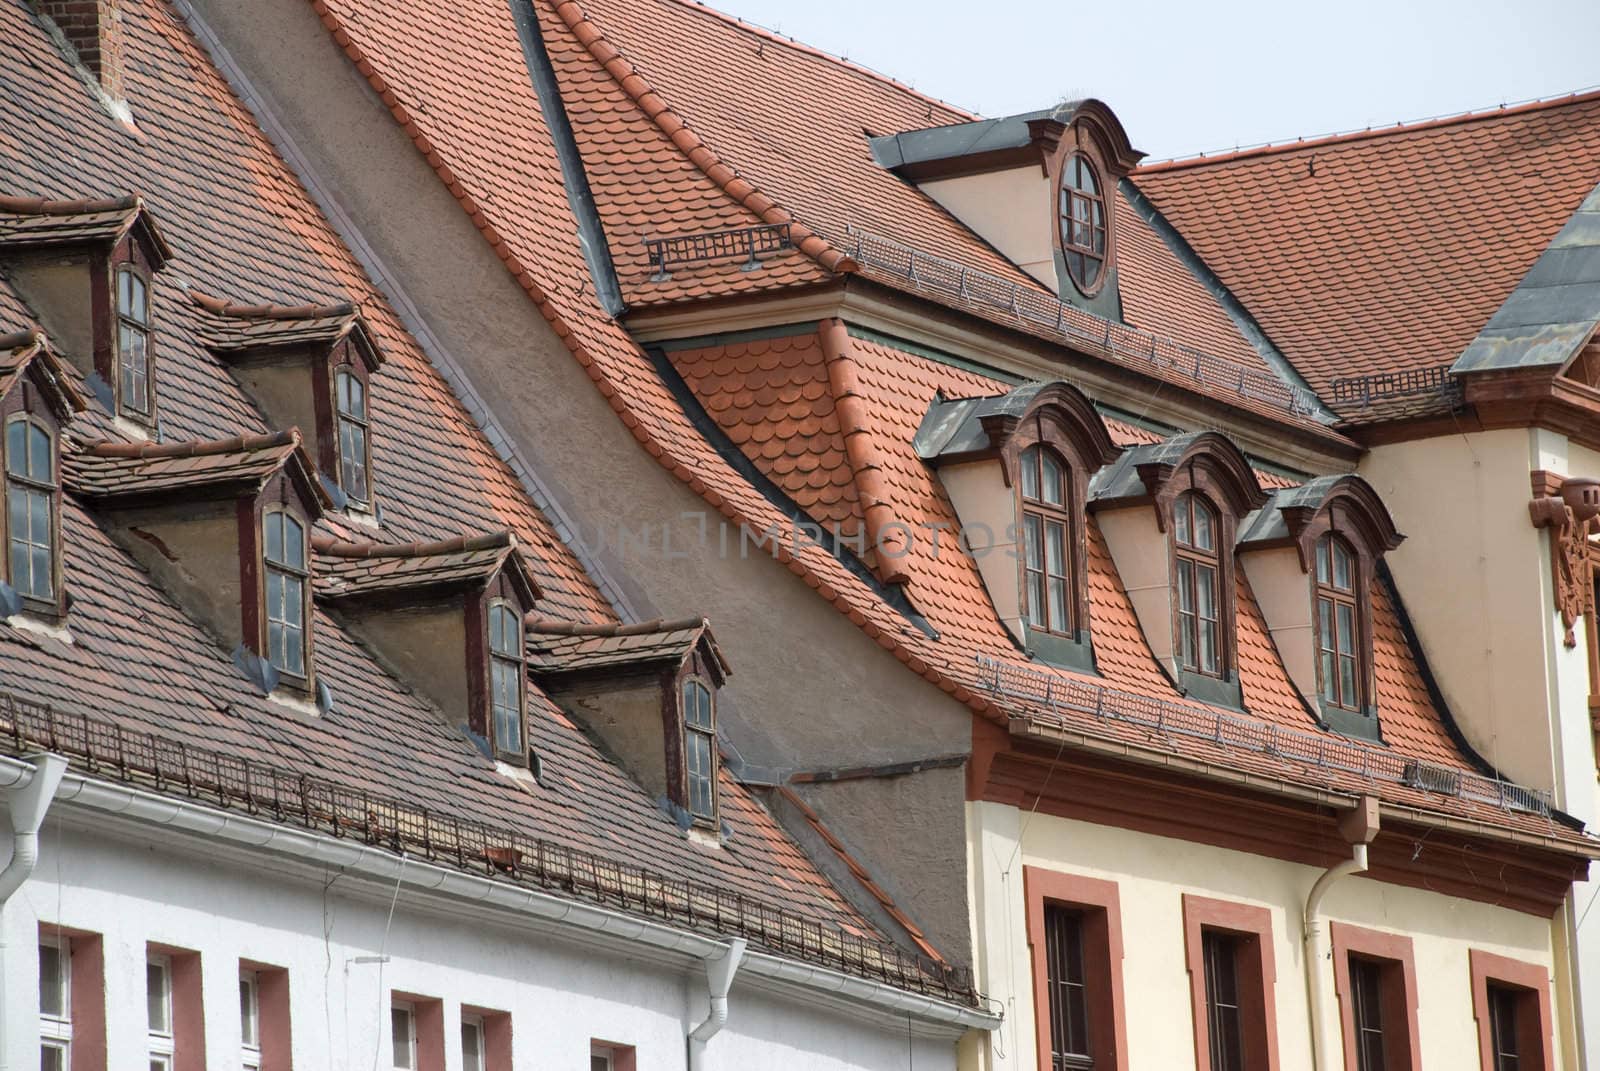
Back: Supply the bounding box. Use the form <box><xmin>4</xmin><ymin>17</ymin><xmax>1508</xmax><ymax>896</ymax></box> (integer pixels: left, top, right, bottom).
<box><xmin>38</xmin><ymin>0</ymin><xmax>126</xmax><ymax>100</ymax></box>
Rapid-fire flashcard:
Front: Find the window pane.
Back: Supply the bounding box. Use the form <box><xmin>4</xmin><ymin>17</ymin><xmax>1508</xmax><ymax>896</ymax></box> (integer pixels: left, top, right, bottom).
<box><xmin>1334</xmin><ymin>540</ymin><xmax>1354</xmax><ymax>590</ymax></box>
<box><xmin>1337</xmin><ymin>603</ymin><xmax>1355</xmax><ymax>656</ymax></box>
<box><xmin>1040</xmin><ymin>453</ymin><xmax>1064</xmax><ymax>506</ymax></box>
<box><xmin>1174</xmin><ymin>499</ymin><xmax>1191</xmax><ymax>546</ymax></box>
<box><xmin>1024</xmin><ymin>514</ymin><xmax>1044</xmax><ymax>570</ymax></box>
<box><xmin>1197</xmin><ymin>565</ymin><xmax>1216</xmax><ymax>621</ymax></box>
<box><xmin>1027</xmin><ymin>572</ymin><xmax>1046</xmax><ymax>629</ymax></box>
<box><xmin>1044</xmin><ymin>906</ymin><xmax>1090</xmax><ymax>1059</ymax></box>
<box><xmin>27</xmin><ymin>426</ymin><xmax>50</xmax><ymax>482</ymax></box>
<box><xmin>1192</xmin><ymin>499</ymin><xmax>1214</xmax><ymax>551</ymax></box>
<box><xmin>392</xmin><ymin>1007</ymin><xmax>413</xmax><ymax>1070</ymax></box>
<box><xmin>264</xmin><ymin>513</ymin><xmax>283</xmax><ymax>564</ymax></box>
<box><xmin>1178</xmin><ymin>559</ymin><xmax>1195</xmax><ymax>613</ymax></box>
<box><xmin>130</xmin><ymin>273</ymin><xmax>147</xmax><ymax>322</ymax></box>
<box><xmin>1045</xmin><ymin>521</ymin><xmax>1066</xmax><ymax>577</ymax></box>
<box><xmin>29</xmin><ymin>546</ymin><xmax>52</xmax><ymax>600</ymax></box>
<box><xmin>146</xmin><ymin>961</ymin><xmax>169</xmax><ymax>1033</ymax></box>
<box><xmin>118</xmin><ymin>269</ymin><xmax>132</xmax><ymax>315</ymax></box>
<box><xmin>6</xmin><ymin>420</ymin><xmax>23</xmax><ymax>475</ymax></box>
<box><xmin>1316</xmin><ymin>538</ymin><xmax>1330</xmax><ymax>583</ymax></box>
<box><xmin>39</xmin><ymin>943</ymin><xmax>65</xmax><ymax>1018</ymax></box>
<box><xmin>283</xmin><ymin>516</ymin><xmax>305</xmax><ymax>570</ymax></box>
<box><xmin>1200</xmin><ymin>614</ymin><xmax>1218</xmax><ymax>676</ymax></box>
<box><xmin>462</xmin><ymin>1021</ymin><xmax>483</xmax><ymax>1071</ymax></box>
<box><xmin>1020</xmin><ymin>447</ymin><xmax>1040</xmax><ymax>500</ymax></box>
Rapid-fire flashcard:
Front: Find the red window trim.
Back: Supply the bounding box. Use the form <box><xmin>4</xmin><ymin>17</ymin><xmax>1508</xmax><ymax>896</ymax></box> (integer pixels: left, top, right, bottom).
<box><xmin>147</xmin><ymin>943</ymin><xmax>207</xmax><ymax>1071</ymax></box>
<box><xmin>462</xmin><ymin>1005</ymin><xmax>513</xmax><ymax>1071</ymax></box>
<box><xmin>1024</xmin><ymin>866</ymin><xmax>1127</xmax><ymax>1071</ymax></box>
<box><xmin>40</xmin><ymin>924</ymin><xmax>106</xmax><ymax>1071</ymax></box>
<box><xmin>392</xmin><ymin>992</ymin><xmax>445</xmax><ymax>1071</ymax></box>
<box><xmin>1182</xmin><ymin>895</ymin><xmax>1280</xmax><ymax>1071</ymax></box>
<box><xmin>240</xmin><ymin>960</ymin><xmax>291</xmax><ymax>1071</ymax></box>
<box><xmin>1469</xmin><ymin>949</ymin><xmax>1553</xmax><ymax>1071</ymax></box>
<box><xmin>1329</xmin><ymin>922</ymin><xmax>1420</xmax><ymax>1071</ymax></box>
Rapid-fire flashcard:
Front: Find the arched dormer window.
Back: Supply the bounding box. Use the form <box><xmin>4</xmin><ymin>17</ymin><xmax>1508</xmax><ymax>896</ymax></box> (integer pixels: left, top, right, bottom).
<box><xmin>1315</xmin><ymin>534</ymin><xmax>1362</xmax><ymax>713</ymax></box>
<box><xmin>4</xmin><ymin>416</ymin><xmax>58</xmax><ymax>608</ymax></box>
<box><xmin>1058</xmin><ymin>154</ymin><xmax>1106</xmax><ymax>294</ymax></box>
<box><xmin>334</xmin><ymin>369</ymin><xmax>371</xmax><ymax>505</ymax></box>
<box><xmin>1174</xmin><ymin>492</ymin><xmax>1221</xmax><ymax>679</ymax></box>
<box><xmin>262</xmin><ymin>508</ymin><xmax>309</xmax><ymax>681</ymax></box>
<box><xmin>115</xmin><ymin>264</ymin><xmax>154</xmax><ymax>422</ymax></box>
<box><xmin>681</xmin><ymin>677</ymin><xmax>716</xmax><ymax>821</ymax></box>
<box><xmin>488</xmin><ymin>600</ymin><xmax>526</xmax><ymax>759</ymax></box>
<box><xmin>1020</xmin><ymin>444</ymin><xmax>1075</xmax><ymax>637</ymax></box>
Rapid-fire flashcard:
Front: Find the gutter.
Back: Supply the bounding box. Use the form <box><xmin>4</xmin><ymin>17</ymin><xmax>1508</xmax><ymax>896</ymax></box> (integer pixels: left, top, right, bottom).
<box><xmin>0</xmin><ymin>752</ymin><xmax>68</xmax><ymax>1071</ymax></box>
<box><xmin>687</xmin><ymin>938</ymin><xmax>746</xmax><ymax>1069</ymax></box>
<box><xmin>0</xmin><ymin>756</ymin><xmax>996</xmax><ymax>1033</ymax></box>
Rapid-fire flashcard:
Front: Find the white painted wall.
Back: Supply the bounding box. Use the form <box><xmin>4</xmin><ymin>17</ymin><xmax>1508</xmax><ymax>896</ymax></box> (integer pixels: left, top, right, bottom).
<box><xmin>0</xmin><ymin>818</ymin><xmax>960</xmax><ymax>1071</ymax></box>
<box><xmin>965</xmin><ymin>801</ymin><xmax>1563</xmax><ymax>1071</ymax></box>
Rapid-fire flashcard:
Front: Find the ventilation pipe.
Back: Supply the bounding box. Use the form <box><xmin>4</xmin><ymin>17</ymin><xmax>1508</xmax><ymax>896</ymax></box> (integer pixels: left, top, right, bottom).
<box><xmin>1303</xmin><ymin>795</ymin><xmax>1379</xmax><ymax>1071</ymax></box>
<box><xmin>0</xmin><ymin>752</ymin><xmax>68</xmax><ymax>1071</ymax></box>
<box><xmin>687</xmin><ymin>937</ymin><xmax>747</xmax><ymax>1070</ymax></box>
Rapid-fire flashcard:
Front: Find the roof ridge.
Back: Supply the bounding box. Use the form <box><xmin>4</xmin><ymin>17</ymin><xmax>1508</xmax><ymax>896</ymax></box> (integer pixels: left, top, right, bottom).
<box><xmin>652</xmin><ymin>0</ymin><xmax>980</xmax><ymax>126</ymax></box>
<box><xmin>817</xmin><ymin>319</ymin><xmax>908</xmax><ymax>584</ymax></box>
<box><xmin>189</xmin><ymin>288</ymin><xmax>355</xmax><ymax>322</ymax></box>
<box><xmin>525</xmin><ymin>615</ymin><xmax>706</xmax><ymax>636</ymax></box>
<box><xmin>0</xmin><ymin>193</ymin><xmax>141</xmax><ymax>215</ymax></box>
<box><xmin>546</xmin><ymin>0</ymin><xmax>858</xmax><ymax>273</ymax></box>
<box><xmin>1137</xmin><ymin>86</ymin><xmax>1600</xmax><ymax>174</ymax></box>
<box><xmin>80</xmin><ymin>429</ymin><xmax>300</xmax><ymax>459</ymax></box>
<box><xmin>312</xmin><ymin>530</ymin><xmax>515</xmax><ymax>558</ymax></box>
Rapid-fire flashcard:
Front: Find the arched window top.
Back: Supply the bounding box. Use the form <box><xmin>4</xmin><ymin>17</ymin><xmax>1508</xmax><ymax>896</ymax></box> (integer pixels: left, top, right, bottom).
<box><xmin>489</xmin><ymin>601</ymin><xmax>521</xmax><ymax>658</ymax></box>
<box><xmin>1058</xmin><ymin>153</ymin><xmax>1107</xmax><ymax>294</ymax></box>
<box><xmin>117</xmin><ymin>265</ymin><xmax>149</xmax><ymax>327</ymax></box>
<box><xmin>1173</xmin><ymin>492</ymin><xmax>1217</xmax><ymax>555</ymax></box>
<box><xmin>5</xmin><ymin>417</ymin><xmax>55</xmax><ymax>485</ymax></box>
<box><xmin>1020</xmin><ymin>444</ymin><xmax>1068</xmax><ymax>507</ymax></box>
<box><xmin>1316</xmin><ymin>533</ymin><xmax>1357</xmax><ymax>594</ymax></box>
<box><xmin>263</xmin><ymin>509</ymin><xmax>306</xmax><ymax>571</ymax></box>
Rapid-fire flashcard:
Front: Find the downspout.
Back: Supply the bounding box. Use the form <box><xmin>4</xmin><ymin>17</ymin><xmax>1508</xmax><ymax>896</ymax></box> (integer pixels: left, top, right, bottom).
<box><xmin>1303</xmin><ymin>796</ymin><xmax>1378</xmax><ymax>1071</ymax></box>
<box><xmin>0</xmin><ymin>752</ymin><xmax>68</xmax><ymax>1071</ymax></box>
<box><xmin>687</xmin><ymin>938</ymin><xmax>747</xmax><ymax>1070</ymax></box>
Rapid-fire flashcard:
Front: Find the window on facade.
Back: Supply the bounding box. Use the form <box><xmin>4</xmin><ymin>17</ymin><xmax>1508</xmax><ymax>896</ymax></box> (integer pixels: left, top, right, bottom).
<box><xmin>147</xmin><ymin>955</ymin><xmax>174</xmax><ymax>1071</ymax></box>
<box><xmin>1020</xmin><ymin>444</ymin><xmax>1074</xmax><ymax>637</ymax></box>
<box><xmin>392</xmin><ymin>1003</ymin><xmax>417</xmax><ymax>1071</ymax></box>
<box><xmin>1174</xmin><ymin>492</ymin><xmax>1222</xmax><ymax>678</ymax></box>
<box><xmin>39</xmin><ymin>937</ymin><xmax>71</xmax><ymax>1071</ymax></box>
<box><xmin>488</xmin><ymin>601</ymin><xmax>525</xmax><ymax>758</ymax></box>
<box><xmin>462</xmin><ymin>1016</ymin><xmax>485</xmax><ymax>1071</ymax></box>
<box><xmin>1487</xmin><ymin>985</ymin><xmax>1522</xmax><ymax>1071</ymax></box>
<box><xmin>335</xmin><ymin>369</ymin><xmax>371</xmax><ymax>504</ymax></box>
<box><xmin>1349</xmin><ymin>957</ymin><xmax>1387</xmax><ymax>1071</ymax></box>
<box><xmin>240</xmin><ymin>970</ymin><xmax>261</xmax><ymax>1071</ymax></box>
<box><xmin>1315</xmin><ymin>534</ymin><xmax>1361</xmax><ymax>712</ymax></box>
<box><xmin>1059</xmin><ymin>154</ymin><xmax>1107</xmax><ymax>293</ymax></box>
<box><xmin>264</xmin><ymin>510</ymin><xmax>309</xmax><ymax>679</ymax></box>
<box><xmin>682</xmin><ymin>678</ymin><xmax>716</xmax><ymax>821</ymax></box>
<box><xmin>1202</xmin><ymin>931</ymin><xmax>1244</xmax><ymax>1071</ymax></box>
<box><xmin>116</xmin><ymin>266</ymin><xmax>153</xmax><ymax>419</ymax></box>
<box><xmin>6</xmin><ymin>416</ymin><xmax>56</xmax><ymax>604</ymax></box>
<box><xmin>1044</xmin><ymin>905</ymin><xmax>1092</xmax><ymax>1070</ymax></box>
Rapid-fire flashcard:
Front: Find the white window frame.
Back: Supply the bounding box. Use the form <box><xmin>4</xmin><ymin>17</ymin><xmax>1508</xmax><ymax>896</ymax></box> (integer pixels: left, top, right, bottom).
<box><xmin>461</xmin><ymin>1014</ymin><xmax>485</xmax><ymax>1071</ymax></box>
<box><xmin>146</xmin><ymin>954</ymin><xmax>174</xmax><ymax>1070</ymax></box>
<box><xmin>391</xmin><ymin>1001</ymin><xmax>417</xmax><ymax>1071</ymax></box>
<box><xmin>240</xmin><ymin>968</ymin><xmax>262</xmax><ymax>1071</ymax></box>
<box><xmin>39</xmin><ymin>935</ymin><xmax>72</xmax><ymax>1071</ymax></box>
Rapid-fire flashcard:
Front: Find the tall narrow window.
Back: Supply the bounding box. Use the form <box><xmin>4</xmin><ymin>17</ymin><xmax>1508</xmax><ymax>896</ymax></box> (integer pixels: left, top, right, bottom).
<box><xmin>392</xmin><ymin>1003</ymin><xmax>417</xmax><ymax>1071</ymax></box>
<box><xmin>1058</xmin><ymin>154</ymin><xmax>1106</xmax><ymax>293</ymax></box>
<box><xmin>6</xmin><ymin>416</ymin><xmax>56</xmax><ymax>604</ymax></box>
<box><xmin>39</xmin><ymin>937</ymin><xmax>71</xmax><ymax>1071</ymax></box>
<box><xmin>240</xmin><ymin>970</ymin><xmax>261</xmax><ymax>1071</ymax></box>
<box><xmin>335</xmin><ymin>370</ymin><xmax>371</xmax><ymax>504</ymax></box>
<box><xmin>264</xmin><ymin>510</ymin><xmax>309</xmax><ymax>680</ymax></box>
<box><xmin>1315</xmin><ymin>534</ymin><xmax>1361</xmax><ymax>712</ymax></box>
<box><xmin>462</xmin><ymin>1016</ymin><xmax>485</xmax><ymax>1071</ymax></box>
<box><xmin>1487</xmin><ymin>985</ymin><xmax>1521</xmax><ymax>1071</ymax></box>
<box><xmin>1044</xmin><ymin>905</ymin><xmax>1092</xmax><ymax>1070</ymax></box>
<box><xmin>116</xmin><ymin>266</ymin><xmax>153</xmax><ymax>419</ymax></box>
<box><xmin>1174</xmin><ymin>493</ymin><xmax>1222</xmax><ymax>678</ymax></box>
<box><xmin>1202</xmin><ymin>932</ymin><xmax>1244</xmax><ymax>1071</ymax></box>
<box><xmin>488</xmin><ymin>601</ymin><xmax>525</xmax><ymax>758</ymax></box>
<box><xmin>1020</xmin><ymin>444</ymin><xmax>1074</xmax><ymax>637</ymax></box>
<box><xmin>1349</xmin><ymin>957</ymin><xmax>1386</xmax><ymax>1071</ymax></box>
<box><xmin>682</xmin><ymin>678</ymin><xmax>716</xmax><ymax>821</ymax></box>
<box><xmin>147</xmin><ymin>955</ymin><xmax>174</xmax><ymax>1071</ymax></box>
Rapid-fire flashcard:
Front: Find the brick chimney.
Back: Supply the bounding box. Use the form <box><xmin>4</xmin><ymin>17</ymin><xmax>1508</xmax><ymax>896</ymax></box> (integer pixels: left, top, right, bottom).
<box><xmin>37</xmin><ymin>0</ymin><xmax>126</xmax><ymax>100</ymax></box>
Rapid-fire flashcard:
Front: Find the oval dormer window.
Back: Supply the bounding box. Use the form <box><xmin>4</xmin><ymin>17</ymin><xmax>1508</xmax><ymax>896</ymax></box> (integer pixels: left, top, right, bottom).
<box><xmin>1058</xmin><ymin>154</ymin><xmax>1106</xmax><ymax>295</ymax></box>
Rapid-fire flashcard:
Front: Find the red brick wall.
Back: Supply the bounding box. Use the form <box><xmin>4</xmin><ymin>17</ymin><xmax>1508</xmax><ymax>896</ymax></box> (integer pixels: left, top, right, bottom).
<box><xmin>37</xmin><ymin>0</ymin><xmax>124</xmax><ymax>98</ymax></box>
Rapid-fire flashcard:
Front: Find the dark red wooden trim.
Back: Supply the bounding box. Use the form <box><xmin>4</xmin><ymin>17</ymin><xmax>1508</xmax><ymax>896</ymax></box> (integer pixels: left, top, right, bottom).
<box><xmin>1330</xmin><ymin>922</ymin><xmax>1420</xmax><ymax>1071</ymax></box>
<box><xmin>1182</xmin><ymin>894</ymin><xmax>1280</xmax><ymax>1071</ymax></box>
<box><xmin>1470</xmin><ymin>949</ymin><xmax>1554</xmax><ymax>1071</ymax></box>
<box><xmin>1024</xmin><ymin>866</ymin><xmax>1128</xmax><ymax>1071</ymax></box>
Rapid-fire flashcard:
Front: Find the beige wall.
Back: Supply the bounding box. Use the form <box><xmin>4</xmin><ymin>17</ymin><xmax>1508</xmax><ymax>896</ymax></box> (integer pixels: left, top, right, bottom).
<box><xmin>919</xmin><ymin>169</ymin><xmax>1055</xmax><ymax>289</ymax></box>
<box><xmin>966</xmin><ymin>800</ymin><xmax>1564</xmax><ymax>1071</ymax></box>
<box><xmin>1097</xmin><ymin>505</ymin><xmax>1176</xmax><ymax>668</ymax></box>
<box><xmin>184</xmin><ymin>0</ymin><xmax>978</xmax><ymax>960</ymax></box>
<box><xmin>940</xmin><ymin>460</ymin><xmax>1024</xmax><ymax>643</ymax></box>
<box><xmin>1240</xmin><ymin>544</ymin><xmax>1319</xmax><ymax>709</ymax></box>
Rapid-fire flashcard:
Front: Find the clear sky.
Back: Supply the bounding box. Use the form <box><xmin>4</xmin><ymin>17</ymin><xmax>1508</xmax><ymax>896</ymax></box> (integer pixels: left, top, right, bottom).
<box><xmin>702</xmin><ymin>0</ymin><xmax>1600</xmax><ymax>161</ymax></box>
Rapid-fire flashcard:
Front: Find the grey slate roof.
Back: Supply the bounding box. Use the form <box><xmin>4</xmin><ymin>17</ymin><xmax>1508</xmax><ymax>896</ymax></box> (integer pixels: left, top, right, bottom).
<box><xmin>1454</xmin><ymin>180</ymin><xmax>1600</xmax><ymax>373</ymax></box>
<box><xmin>869</xmin><ymin>107</ymin><xmax>1060</xmax><ymax>173</ymax></box>
<box><xmin>1088</xmin><ymin>430</ymin><xmax>1212</xmax><ymax>502</ymax></box>
<box><xmin>913</xmin><ymin>382</ymin><xmax>1054</xmax><ymax>461</ymax></box>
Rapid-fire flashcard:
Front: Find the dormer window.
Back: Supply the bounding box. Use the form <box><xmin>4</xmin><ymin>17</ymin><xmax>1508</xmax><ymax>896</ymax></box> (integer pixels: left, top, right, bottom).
<box><xmin>681</xmin><ymin>677</ymin><xmax>717</xmax><ymax>821</ymax></box>
<box><xmin>1315</xmin><ymin>534</ymin><xmax>1362</xmax><ymax>713</ymax></box>
<box><xmin>1020</xmin><ymin>444</ymin><xmax>1075</xmax><ymax>637</ymax></box>
<box><xmin>5</xmin><ymin>416</ymin><xmax>58</xmax><ymax>606</ymax></box>
<box><xmin>1174</xmin><ymin>492</ymin><xmax>1221</xmax><ymax>678</ymax></box>
<box><xmin>488</xmin><ymin>600</ymin><xmax>526</xmax><ymax>759</ymax></box>
<box><xmin>263</xmin><ymin>508</ymin><xmax>310</xmax><ymax>681</ymax></box>
<box><xmin>335</xmin><ymin>370</ymin><xmax>371</xmax><ymax>505</ymax></box>
<box><xmin>115</xmin><ymin>264</ymin><xmax>153</xmax><ymax>420</ymax></box>
<box><xmin>1058</xmin><ymin>154</ymin><xmax>1106</xmax><ymax>294</ymax></box>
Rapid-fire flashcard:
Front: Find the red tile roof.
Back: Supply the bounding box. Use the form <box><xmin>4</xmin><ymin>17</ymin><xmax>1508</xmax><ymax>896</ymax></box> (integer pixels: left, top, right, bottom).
<box><xmin>526</xmin><ymin>615</ymin><xmax>727</xmax><ymax>677</ymax></box>
<box><xmin>0</xmin><ymin>192</ymin><xmax>174</xmax><ymax>266</ymax></box>
<box><xmin>314</xmin><ymin>530</ymin><xmax>539</xmax><ymax>603</ymax></box>
<box><xmin>0</xmin><ymin>0</ymin><xmax>949</xmax><ymax>989</ymax></box>
<box><xmin>1132</xmin><ymin>92</ymin><xmax>1600</xmax><ymax>411</ymax></box>
<box><xmin>308</xmin><ymin>0</ymin><xmax>1595</xmax><ymax>855</ymax></box>
<box><xmin>65</xmin><ymin>430</ymin><xmax>327</xmax><ymax>506</ymax></box>
<box><xmin>0</xmin><ymin>330</ymin><xmax>86</xmax><ymax>416</ymax></box>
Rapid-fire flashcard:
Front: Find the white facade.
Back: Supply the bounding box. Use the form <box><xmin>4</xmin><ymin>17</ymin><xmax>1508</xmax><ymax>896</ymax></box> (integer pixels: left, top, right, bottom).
<box><xmin>0</xmin><ymin>757</ymin><xmax>986</xmax><ymax>1071</ymax></box>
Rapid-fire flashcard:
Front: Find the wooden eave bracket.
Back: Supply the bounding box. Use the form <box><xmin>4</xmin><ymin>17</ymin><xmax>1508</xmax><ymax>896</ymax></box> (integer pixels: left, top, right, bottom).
<box><xmin>1529</xmin><ymin>468</ymin><xmax>1598</xmax><ymax>647</ymax></box>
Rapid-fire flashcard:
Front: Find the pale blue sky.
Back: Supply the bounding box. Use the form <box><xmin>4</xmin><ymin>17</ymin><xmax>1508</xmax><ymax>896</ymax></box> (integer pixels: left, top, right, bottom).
<box><xmin>706</xmin><ymin>0</ymin><xmax>1600</xmax><ymax>161</ymax></box>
